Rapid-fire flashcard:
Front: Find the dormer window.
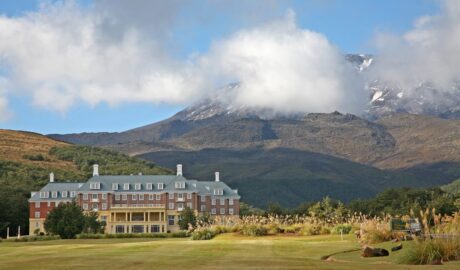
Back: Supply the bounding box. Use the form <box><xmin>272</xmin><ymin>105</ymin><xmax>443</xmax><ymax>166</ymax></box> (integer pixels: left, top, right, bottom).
<box><xmin>157</xmin><ymin>183</ymin><xmax>164</xmax><ymax>190</ymax></box>
<box><xmin>90</xmin><ymin>182</ymin><xmax>101</xmax><ymax>190</ymax></box>
<box><xmin>112</xmin><ymin>183</ymin><xmax>119</xmax><ymax>191</ymax></box>
<box><xmin>51</xmin><ymin>191</ymin><xmax>58</xmax><ymax>198</ymax></box>
<box><xmin>213</xmin><ymin>189</ymin><xmax>223</xmax><ymax>196</ymax></box>
<box><xmin>39</xmin><ymin>192</ymin><xmax>49</xmax><ymax>198</ymax></box>
<box><xmin>146</xmin><ymin>183</ymin><xmax>153</xmax><ymax>190</ymax></box>
<box><xmin>135</xmin><ymin>183</ymin><xmax>142</xmax><ymax>190</ymax></box>
<box><xmin>70</xmin><ymin>191</ymin><xmax>76</xmax><ymax>198</ymax></box>
<box><xmin>175</xmin><ymin>182</ymin><xmax>185</xmax><ymax>189</ymax></box>
<box><xmin>123</xmin><ymin>183</ymin><xmax>130</xmax><ymax>190</ymax></box>
<box><xmin>62</xmin><ymin>191</ymin><xmax>68</xmax><ymax>198</ymax></box>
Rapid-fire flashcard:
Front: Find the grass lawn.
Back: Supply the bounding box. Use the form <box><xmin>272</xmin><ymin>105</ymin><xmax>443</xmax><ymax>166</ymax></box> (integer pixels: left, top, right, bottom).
<box><xmin>0</xmin><ymin>234</ymin><xmax>459</xmax><ymax>270</ymax></box>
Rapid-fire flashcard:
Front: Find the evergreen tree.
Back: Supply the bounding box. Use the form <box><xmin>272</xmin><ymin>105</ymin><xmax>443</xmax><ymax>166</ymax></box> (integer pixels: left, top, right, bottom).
<box><xmin>44</xmin><ymin>201</ymin><xmax>85</xmax><ymax>239</ymax></box>
<box><xmin>178</xmin><ymin>207</ymin><xmax>196</xmax><ymax>230</ymax></box>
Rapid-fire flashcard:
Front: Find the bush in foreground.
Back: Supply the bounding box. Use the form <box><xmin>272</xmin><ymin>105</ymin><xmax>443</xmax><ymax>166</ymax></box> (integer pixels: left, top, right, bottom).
<box><xmin>399</xmin><ymin>239</ymin><xmax>460</xmax><ymax>265</ymax></box>
<box><xmin>76</xmin><ymin>232</ymin><xmax>189</xmax><ymax>239</ymax></box>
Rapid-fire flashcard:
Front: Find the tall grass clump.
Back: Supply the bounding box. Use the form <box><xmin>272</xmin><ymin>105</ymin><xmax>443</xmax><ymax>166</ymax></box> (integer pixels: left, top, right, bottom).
<box><xmin>399</xmin><ymin>238</ymin><xmax>460</xmax><ymax>265</ymax></box>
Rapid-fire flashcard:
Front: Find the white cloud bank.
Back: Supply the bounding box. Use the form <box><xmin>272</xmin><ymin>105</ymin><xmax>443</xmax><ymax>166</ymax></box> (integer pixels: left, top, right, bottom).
<box><xmin>0</xmin><ymin>0</ymin><xmax>364</xmax><ymax>121</ymax></box>
<box><xmin>371</xmin><ymin>0</ymin><xmax>460</xmax><ymax>92</ymax></box>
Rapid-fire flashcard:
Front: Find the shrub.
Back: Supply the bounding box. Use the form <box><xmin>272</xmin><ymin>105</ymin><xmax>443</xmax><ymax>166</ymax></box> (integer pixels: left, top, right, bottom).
<box><xmin>8</xmin><ymin>235</ymin><xmax>60</xmax><ymax>242</ymax></box>
<box><xmin>331</xmin><ymin>224</ymin><xmax>353</xmax><ymax>235</ymax></box>
<box><xmin>191</xmin><ymin>228</ymin><xmax>217</xmax><ymax>240</ymax></box>
<box><xmin>300</xmin><ymin>224</ymin><xmax>322</xmax><ymax>236</ymax></box>
<box><xmin>22</xmin><ymin>154</ymin><xmax>46</xmax><ymax>161</ymax></box>
<box><xmin>240</xmin><ymin>224</ymin><xmax>268</xmax><ymax>236</ymax></box>
<box><xmin>399</xmin><ymin>239</ymin><xmax>460</xmax><ymax>265</ymax></box>
<box><xmin>171</xmin><ymin>231</ymin><xmax>189</xmax><ymax>238</ymax></box>
<box><xmin>77</xmin><ymin>233</ymin><xmax>105</xmax><ymax>239</ymax></box>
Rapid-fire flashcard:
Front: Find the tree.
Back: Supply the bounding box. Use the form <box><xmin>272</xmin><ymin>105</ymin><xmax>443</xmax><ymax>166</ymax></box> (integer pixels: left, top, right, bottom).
<box><xmin>178</xmin><ymin>207</ymin><xmax>196</xmax><ymax>230</ymax></box>
<box><xmin>83</xmin><ymin>211</ymin><xmax>105</xmax><ymax>234</ymax></box>
<box><xmin>44</xmin><ymin>201</ymin><xmax>85</xmax><ymax>239</ymax></box>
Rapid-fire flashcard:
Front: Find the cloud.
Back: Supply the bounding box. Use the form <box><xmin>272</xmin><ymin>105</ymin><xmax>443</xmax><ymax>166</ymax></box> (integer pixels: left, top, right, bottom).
<box><xmin>0</xmin><ymin>0</ymin><xmax>365</xmax><ymax>118</ymax></box>
<box><xmin>199</xmin><ymin>11</ymin><xmax>364</xmax><ymax>114</ymax></box>
<box><xmin>371</xmin><ymin>0</ymin><xmax>460</xmax><ymax>92</ymax></box>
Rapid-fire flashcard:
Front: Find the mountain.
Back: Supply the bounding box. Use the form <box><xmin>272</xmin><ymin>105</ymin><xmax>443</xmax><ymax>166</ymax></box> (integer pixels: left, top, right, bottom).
<box><xmin>0</xmin><ymin>129</ymin><xmax>171</xmax><ymax>237</ymax></box>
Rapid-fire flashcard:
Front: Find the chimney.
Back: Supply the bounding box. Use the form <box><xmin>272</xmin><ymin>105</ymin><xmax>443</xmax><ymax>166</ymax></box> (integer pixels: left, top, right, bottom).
<box><xmin>49</xmin><ymin>172</ymin><xmax>54</xmax><ymax>183</ymax></box>
<box><xmin>176</xmin><ymin>164</ymin><xmax>183</xmax><ymax>176</ymax></box>
<box><xmin>93</xmin><ymin>164</ymin><xmax>99</xmax><ymax>176</ymax></box>
<box><xmin>215</xmin><ymin>172</ymin><xmax>220</xmax><ymax>182</ymax></box>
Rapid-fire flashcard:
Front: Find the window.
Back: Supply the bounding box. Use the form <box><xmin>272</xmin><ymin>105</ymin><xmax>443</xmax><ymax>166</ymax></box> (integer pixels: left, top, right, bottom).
<box><xmin>115</xmin><ymin>225</ymin><xmax>125</xmax><ymax>234</ymax></box>
<box><xmin>200</xmin><ymin>205</ymin><xmax>206</xmax><ymax>212</ymax></box>
<box><xmin>229</xmin><ymin>208</ymin><xmax>234</xmax><ymax>215</ymax></box>
<box><xmin>175</xmin><ymin>181</ymin><xmax>185</xmax><ymax>189</ymax></box>
<box><xmin>92</xmin><ymin>194</ymin><xmax>98</xmax><ymax>199</ymax></box>
<box><xmin>139</xmin><ymin>194</ymin><xmax>144</xmax><ymax>200</ymax></box>
<box><xmin>102</xmin><ymin>193</ymin><xmax>107</xmax><ymax>200</ymax></box>
<box><xmin>39</xmin><ymin>192</ymin><xmax>49</xmax><ymax>198</ymax></box>
<box><xmin>146</xmin><ymin>183</ymin><xmax>153</xmax><ymax>190</ymax></box>
<box><xmin>178</xmin><ymin>193</ymin><xmax>183</xmax><ymax>199</ymax></box>
<box><xmin>90</xmin><ymin>182</ymin><xmax>100</xmax><ymax>190</ymax></box>
<box><xmin>169</xmin><ymin>202</ymin><xmax>174</xmax><ymax>209</ymax></box>
<box><xmin>112</xmin><ymin>183</ymin><xmax>119</xmax><ymax>190</ymax></box>
<box><xmin>35</xmin><ymin>202</ymin><xmax>40</xmax><ymax>208</ymax></box>
<box><xmin>62</xmin><ymin>191</ymin><xmax>68</xmax><ymax>198</ymax></box>
<box><xmin>220</xmin><ymin>208</ymin><xmax>225</xmax><ymax>215</ymax></box>
<box><xmin>148</xmin><ymin>194</ymin><xmax>154</xmax><ymax>200</ymax></box>
<box><xmin>83</xmin><ymin>203</ymin><xmax>88</xmax><ymax>210</ymax></box>
<box><xmin>115</xmin><ymin>194</ymin><xmax>121</xmax><ymax>201</ymax></box>
<box><xmin>47</xmin><ymin>201</ymin><xmax>51</xmax><ymax>207</ymax></box>
<box><xmin>92</xmin><ymin>203</ymin><xmax>98</xmax><ymax>210</ymax></box>
<box><xmin>213</xmin><ymin>189</ymin><xmax>223</xmax><ymax>196</ymax></box>
<box><xmin>35</xmin><ymin>222</ymin><xmax>40</xmax><ymax>228</ymax></box>
<box><xmin>51</xmin><ymin>191</ymin><xmax>58</xmax><ymax>198</ymax></box>
<box><xmin>169</xmin><ymin>193</ymin><xmax>174</xmax><ymax>200</ymax></box>
<box><xmin>157</xmin><ymin>183</ymin><xmax>164</xmax><ymax>190</ymax></box>
<box><xmin>123</xmin><ymin>183</ymin><xmax>130</xmax><ymax>190</ymax></box>
<box><xmin>168</xmin><ymin>215</ymin><xmax>175</xmax><ymax>225</ymax></box>
<box><xmin>132</xmin><ymin>194</ymin><xmax>137</xmax><ymax>201</ymax></box>
<box><xmin>211</xmin><ymin>208</ymin><xmax>216</xmax><ymax>214</ymax></box>
<box><xmin>132</xmin><ymin>225</ymin><xmax>144</xmax><ymax>233</ymax></box>
<box><xmin>83</xmin><ymin>193</ymin><xmax>88</xmax><ymax>200</ymax></box>
<box><xmin>187</xmin><ymin>202</ymin><xmax>192</xmax><ymax>208</ymax></box>
<box><xmin>70</xmin><ymin>191</ymin><xmax>76</xmax><ymax>198</ymax></box>
<box><xmin>156</xmin><ymin>194</ymin><xmax>161</xmax><ymax>200</ymax></box>
<box><xmin>229</xmin><ymin>199</ymin><xmax>234</xmax><ymax>205</ymax></box>
<box><xmin>187</xmin><ymin>193</ymin><xmax>192</xmax><ymax>200</ymax></box>
<box><xmin>34</xmin><ymin>211</ymin><xmax>40</xmax><ymax>218</ymax></box>
<box><xmin>201</xmin><ymin>196</ymin><xmax>206</xmax><ymax>202</ymax></box>
<box><xmin>211</xmin><ymin>199</ymin><xmax>216</xmax><ymax>205</ymax></box>
<box><xmin>151</xmin><ymin>225</ymin><xmax>160</xmax><ymax>233</ymax></box>
<box><xmin>135</xmin><ymin>183</ymin><xmax>141</xmax><ymax>190</ymax></box>
<box><xmin>101</xmin><ymin>216</ymin><xmax>107</xmax><ymax>222</ymax></box>
<box><xmin>102</xmin><ymin>203</ymin><xmax>107</xmax><ymax>210</ymax></box>
<box><xmin>122</xmin><ymin>194</ymin><xmax>127</xmax><ymax>200</ymax></box>
<box><xmin>220</xmin><ymin>199</ymin><xmax>225</xmax><ymax>205</ymax></box>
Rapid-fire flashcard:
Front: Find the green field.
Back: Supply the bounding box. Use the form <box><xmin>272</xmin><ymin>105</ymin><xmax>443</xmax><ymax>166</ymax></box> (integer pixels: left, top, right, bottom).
<box><xmin>0</xmin><ymin>234</ymin><xmax>459</xmax><ymax>269</ymax></box>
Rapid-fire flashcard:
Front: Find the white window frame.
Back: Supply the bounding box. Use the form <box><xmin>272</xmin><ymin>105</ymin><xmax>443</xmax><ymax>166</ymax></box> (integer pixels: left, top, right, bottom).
<box><xmin>139</xmin><ymin>194</ymin><xmax>144</xmax><ymax>200</ymax></box>
<box><xmin>156</xmin><ymin>194</ymin><xmax>161</xmax><ymax>200</ymax></box>
<box><xmin>229</xmin><ymin>199</ymin><xmax>234</xmax><ymax>205</ymax></box>
<box><xmin>102</xmin><ymin>203</ymin><xmax>107</xmax><ymax>210</ymax></box>
<box><xmin>187</xmin><ymin>202</ymin><xmax>192</xmax><ymax>208</ymax></box>
<box><xmin>229</xmin><ymin>208</ymin><xmax>234</xmax><ymax>215</ymax></box>
<box><xmin>220</xmin><ymin>199</ymin><xmax>225</xmax><ymax>205</ymax></box>
<box><xmin>112</xmin><ymin>183</ymin><xmax>119</xmax><ymax>191</ymax></box>
<box><xmin>39</xmin><ymin>192</ymin><xmax>49</xmax><ymax>199</ymax></box>
<box><xmin>187</xmin><ymin>193</ymin><xmax>192</xmax><ymax>200</ymax></box>
<box><xmin>157</xmin><ymin>183</ymin><xmax>164</xmax><ymax>190</ymax></box>
<box><xmin>51</xmin><ymin>191</ymin><xmax>58</xmax><ymax>198</ymax></box>
<box><xmin>169</xmin><ymin>202</ymin><xmax>174</xmax><ymax>209</ymax></box>
<box><xmin>178</xmin><ymin>193</ymin><xmax>183</xmax><ymax>199</ymax></box>
<box><xmin>213</xmin><ymin>189</ymin><xmax>223</xmax><ymax>196</ymax></box>
<box><xmin>135</xmin><ymin>183</ymin><xmax>141</xmax><ymax>190</ymax></box>
<box><xmin>102</xmin><ymin>193</ymin><xmax>107</xmax><ymax>200</ymax></box>
<box><xmin>61</xmin><ymin>191</ymin><xmax>68</xmax><ymax>198</ymax></box>
<box><xmin>148</xmin><ymin>194</ymin><xmax>154</xmax><ymax>200</ymax></box>
<box><xmin>115</xmin><ymin>194</ymin><xmax>121</xmax><ymax>201</ymax></box>
<box><xmin>212</xmin><ymin>199</ymin><xmax>216</xmax><ymax>205</ymax></box>
<box><xmin>70</xmin><ymin>191</ymin><xmax>76</xmax><ymax>198</ymax></box>
<box><xmin>34</xmin><ymin>211</ymin><xmax>40</xmax><ymax>218</ymax></box>
<box><xmin>175</xmin><ymin>181</ymin><xmax>185</xmax><ymax>189</ymax></box>
<box><xmin>200</xmin><ymin>205</ymin><xmax>206</xmax><ymax>212</ymax></box>
<box><xmin>122</xmin><ymin>194</ymin><xmax>127</xmax><ymax>200</ymax></box>
<box><xmin>201</xmin><ymin>196</ymin><xmax>206</xmax><ymax>202</ymax></box>
<box><xmin>211</xmin><ymin>208</ymin><xmax>216</xmax><ymax>215</ymax></box>
<box><xmin>220</xmin><ymin>208</ymin><xmax>225</xmax><ymax>215</ymax></box>
<box><xmin>123</xmin><ymin>183</ymin><xmax>130</xmax><ymax>190</ymax></box>
<box><xmin>83</xmin><ymin>193</ymin><xmax>88</xmax><ymax>200</ymax></box>
<box><xmin>146</xmin><ymin>183</ymin><xmax>153</xmax><ymax>190</ymax></box>
<box><xmin>168</xmin><ymin>193</ymin><xmax>174</xmax><ymax>199</ymax></box>
<box><xmin>92</xmin><ymin>194</ymin><xmax>98</xmax><ymax>199</ymax></box>
<box><xmin>90</xmin><ymin>182</ymin><xmax>101</xmax><ymax>190</ymax></box>
<box><xmin>83</xmin><ymin>203</ymin><xmax>88</xmax><ymax>210</ymax></box>
<box><xmin>132</xmin><ymin>194</ymin><xmax>137</xmax><ymax>201</ymax></box>
<box><xmin>35</xmin><ymin>202</ymin><xmax>40</xmax><ymax>208</ymax></box>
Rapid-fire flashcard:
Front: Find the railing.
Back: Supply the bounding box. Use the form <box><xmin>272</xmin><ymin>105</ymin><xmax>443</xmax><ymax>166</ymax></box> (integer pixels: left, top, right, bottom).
<box><xmin>176</xmin><ymin>197</ymin><xmax>185</xmax><ymax>202</ymax></box>
<box><xmin>111</xmin><ymin>204</ymin><xmax>165</xmax><ymax>209</ymax></box>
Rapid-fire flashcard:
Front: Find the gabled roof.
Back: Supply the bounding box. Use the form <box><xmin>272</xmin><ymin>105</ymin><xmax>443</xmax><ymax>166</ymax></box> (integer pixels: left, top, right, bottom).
<box><xmin>29</xmin><ymin>182</ymin><xmax>84</xmax><ymax>202</ymax></box>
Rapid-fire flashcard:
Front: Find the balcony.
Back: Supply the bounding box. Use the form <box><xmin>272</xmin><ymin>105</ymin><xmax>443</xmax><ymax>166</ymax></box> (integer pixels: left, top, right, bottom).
<box><xmin>91</xmin><ymin>199</ymin><xmax>99</xmax><ymax>203</ymax></box>
<box><xmin>176</xmin><ymin>197</ymin><xmax>185</xmax><ymax>202</ymax></box>
<box><xmin>111</xmin><ymin>204</ymin><xmax>165</xmax><ymax>209</ymax></box>
<box><xmin>177</xmin><ymin>207</ymin><xmax>185</xmax><ymax>211</ymax></box>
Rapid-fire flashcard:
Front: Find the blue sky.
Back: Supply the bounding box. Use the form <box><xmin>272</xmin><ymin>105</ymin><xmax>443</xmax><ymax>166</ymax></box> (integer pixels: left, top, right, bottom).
<box><xmin>0</xmin><ymin>0</ymin><xmax>440</xmax><ymax>134</ymax></box>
